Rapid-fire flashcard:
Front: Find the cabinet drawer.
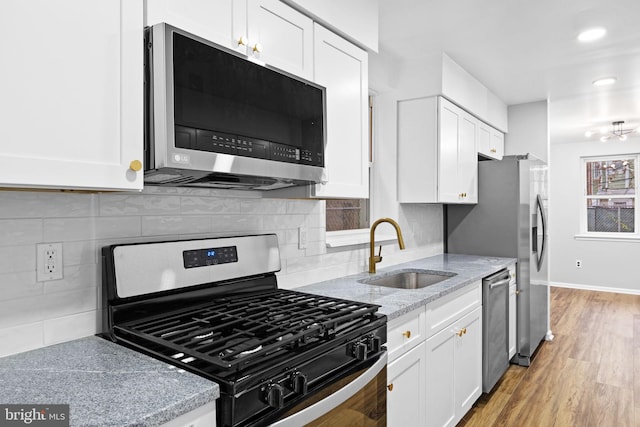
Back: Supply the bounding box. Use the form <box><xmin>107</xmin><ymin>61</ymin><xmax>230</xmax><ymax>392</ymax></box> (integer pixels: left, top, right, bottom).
<box><xmin>425</xmin><ymin>281</ymin><xmax>481</xmax><ymax>338</ymax></box>
<box><xmin>387</xmin><ymin>308</ymin><xmax>426</xmax><ymax>362</ymax></box>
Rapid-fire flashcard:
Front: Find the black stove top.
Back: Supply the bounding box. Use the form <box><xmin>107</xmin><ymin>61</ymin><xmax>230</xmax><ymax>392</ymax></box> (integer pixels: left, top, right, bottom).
<box><xmin>115</xmin><ymin>288</ymin><xmax>381</xmax><ymax>371</ymax></box>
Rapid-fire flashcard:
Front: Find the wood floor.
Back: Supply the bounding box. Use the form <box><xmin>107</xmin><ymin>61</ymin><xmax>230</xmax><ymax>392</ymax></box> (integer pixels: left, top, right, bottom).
<box><xmin>458</xmin><ymin>286</ymin><xmax>640</xmax><ymax>427</ymax></box>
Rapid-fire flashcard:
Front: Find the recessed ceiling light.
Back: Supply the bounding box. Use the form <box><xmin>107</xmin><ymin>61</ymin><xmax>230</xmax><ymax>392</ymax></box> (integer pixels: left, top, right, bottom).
<box><xmin>577</xmin><ymin>27</ymin><xmax>606</xmax><ymax>42</ymax></box>
<box><xmin>592</xmin><ymin>77</ymin><xmax>617</xmax><ymax>86</ymax></box>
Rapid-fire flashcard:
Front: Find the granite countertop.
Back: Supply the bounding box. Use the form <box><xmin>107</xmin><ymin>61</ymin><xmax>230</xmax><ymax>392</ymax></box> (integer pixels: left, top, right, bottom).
<box><xmin>296</xmin><ymin>253</ymin><xmax>516</xmax><ymax>320</ymax></box>
<box><xmin>0</xmin><ymin>336</ymin><xmax>219</xmax><ymax>427</ymax></box>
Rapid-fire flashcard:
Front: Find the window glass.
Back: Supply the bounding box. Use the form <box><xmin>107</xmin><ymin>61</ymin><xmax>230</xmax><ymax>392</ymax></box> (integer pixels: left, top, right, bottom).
<box><xmin>584</xmin><ymin>156</ymin><xmax>637</xmax><ymax>234</ymax></box>
<box><xmin>326</xmin><ymin>199</ymin><xmax>370</xmax><ymax>232</ymax></box>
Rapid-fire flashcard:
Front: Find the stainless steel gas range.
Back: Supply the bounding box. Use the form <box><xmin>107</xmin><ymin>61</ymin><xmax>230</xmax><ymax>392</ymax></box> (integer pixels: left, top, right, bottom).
<box><xmin>101</xmin><ymin>234</ymin><xmax>387</xmax><ymax>427</ymax></box>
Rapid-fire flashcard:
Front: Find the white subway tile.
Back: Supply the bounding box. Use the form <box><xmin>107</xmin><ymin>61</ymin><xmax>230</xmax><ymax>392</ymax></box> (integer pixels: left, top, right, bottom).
<box><xmin>0</xmin><ymin>294</ymin><xmax>44</xmax><ymax>329</ymax></box>
<box><xmin>241</xmin><ymin>199</ymin><xmax>286</xmax><ymax>214</ymax></box>
<box><xmin>0</xmin><ymin>219</ymin><xmax>43</xmax><ymax>246</ymax></box>
<box><xmin>181</xmin><ymin>196</ymin><xmax>242</xmax><ymax>214</ymax></box>
<box><xmin>43</xmin><ymin>310</ymin><xmax>98</xmax><ymax>346</ymax></box>
<box><xmin>0</xmin><ymin>322</ymin><xmax>43</xmax><ymax>358</ymax></box>
<box><xmin>44</xmin><ymin>217</ymin><xmax>141</xmax><ymax>242</ymax></box>
<box><xmin>286</xmin><ymin>199</ymin><xmax>323</xmax><ymax>215</ymax></box>
<box><xmin>99</xmin><ymin>194</ymin><xmax>181</xmax><ymax>216</ymax></box>
<box><xmin>0</xmin><ymin>191</ymin><xmax>96</xmax><ymax>219</ymax></box>
<box><xmin>40</xmin><ymin>287</ymin><xmax>98</xmax><ymax>321</ymax></box>
<box><xmin>0</xmin><ymin>271</ymin><xmax>42</xmax><ymax>301</ymax></box>
<box><xmin>211</xmin><ymin>215</ymin><xmax>263</xmax><ymax>233</ymax></box>
<box><xmin>44</xmin><ymin>264</ymin><xmax>98</xmax><ymax>294</ymax></box>
<box><xmin>142</xmin><ymin>215</ymin><xmax>214</xmax><ymax>236</ymax></box>
<box><xmin>262</xmin><ymin>214</ymin><xmax>305</xmax><ymax>230</ymax></box>
<box><xmin>64</xmin><ymin>240</ymin><xmax>98</xmax><ymax>266</ymax></box>
<box><xmin>0</xmin><ymin>245</ymin><xmax>34</xmax><ymax>274</ymax></box>
<box><xmin>304</xmin><ymin>241</ymin><xmax>327</xmax><ymax>257</ymax></box>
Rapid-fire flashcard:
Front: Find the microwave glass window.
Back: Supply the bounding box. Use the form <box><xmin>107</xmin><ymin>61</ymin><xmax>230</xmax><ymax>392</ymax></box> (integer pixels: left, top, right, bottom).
<box><xmin>172</xmin><ymin>33</ymin><xmax>324</xmax><ymax>166</ymax></box>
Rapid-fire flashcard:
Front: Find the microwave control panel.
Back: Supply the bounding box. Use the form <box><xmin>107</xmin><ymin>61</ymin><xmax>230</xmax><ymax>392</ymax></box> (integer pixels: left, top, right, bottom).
<box><xmin>174</xmin><ymin>125</ymin><xmax>323</xmax><ymax>167</ymax></box>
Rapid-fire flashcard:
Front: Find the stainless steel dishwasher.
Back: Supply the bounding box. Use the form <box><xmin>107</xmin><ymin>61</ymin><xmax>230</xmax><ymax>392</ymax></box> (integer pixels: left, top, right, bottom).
<box><xmin>482</xmin><ymin>268</ymin><xmax>511</xmax><ymax>393</ymax></box>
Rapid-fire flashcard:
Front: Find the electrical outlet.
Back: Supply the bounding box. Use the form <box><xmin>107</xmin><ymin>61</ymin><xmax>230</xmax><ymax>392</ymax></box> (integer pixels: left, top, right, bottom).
<box><xmin>575</xmin><ymin>260</ymin><xmax>582</xmax><ymax>269</ymax></box>
<box><xmin>37</xmin><ymin>243</ymin><xmax>63</xmax><ymax>281</ymax></box>
<box><xmin>298</xmin><ymin>227</ymin><xmax>307</xmax><ymax>249</ymax></box>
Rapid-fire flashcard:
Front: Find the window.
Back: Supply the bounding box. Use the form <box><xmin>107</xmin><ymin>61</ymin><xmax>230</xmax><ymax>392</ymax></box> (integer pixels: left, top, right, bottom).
<box><xmin>326</xmin><ymin>194</ymin><xmax>370</xmax><ymax>232</ymax></box>
<box><xmin>583</xmin><ymin>155</ymin><xmax>637</xmax><ymax>234</ymax></box>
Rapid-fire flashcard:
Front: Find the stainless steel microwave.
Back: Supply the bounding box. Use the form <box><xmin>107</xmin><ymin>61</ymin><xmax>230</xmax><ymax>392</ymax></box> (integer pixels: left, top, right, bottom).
<box><xmin>144</xmin><ymin>23</ymin><xmax>327</xmax><ymax>190</ymax></box>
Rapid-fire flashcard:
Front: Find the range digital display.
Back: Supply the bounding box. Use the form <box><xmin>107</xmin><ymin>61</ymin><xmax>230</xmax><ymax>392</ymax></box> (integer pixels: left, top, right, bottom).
<box><xmin>183</xmin><ymin>246</ymin><xmax>238</xmax><ymax>269</ymax></box>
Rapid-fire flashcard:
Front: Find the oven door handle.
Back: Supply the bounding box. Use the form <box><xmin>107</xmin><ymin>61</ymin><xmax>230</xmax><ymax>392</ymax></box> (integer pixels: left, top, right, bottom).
<box><xmin>269</xmin><ymin>352</ymin><xmax>387</xmax><ymax>427</ymax></box>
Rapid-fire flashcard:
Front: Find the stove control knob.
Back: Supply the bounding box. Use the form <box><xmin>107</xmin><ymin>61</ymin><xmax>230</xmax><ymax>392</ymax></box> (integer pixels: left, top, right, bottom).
<box><xmin>290</xmin><ymin>372</ymin><xmax>308</xmax><ymax>394</ymax></box>
<box><xmin>369</xmin><ymin>336</ymin><xmax>381</xmax><ymax>353</ymax></box>
<box><xmin>263</xmin><ymin>383</ymin><xmax>284</xmax><ymax>409</ymax></box>
<box><xmin>353</xmin><ymin>342</ymin><xmax>368</xmax><ymax>361</ymax></box>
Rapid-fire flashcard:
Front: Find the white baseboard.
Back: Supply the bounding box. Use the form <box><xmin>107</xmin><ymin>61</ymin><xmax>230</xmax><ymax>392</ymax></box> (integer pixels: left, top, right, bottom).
<box><xmin>551</xmin><ymin>281</ymin><xmax>640</xmax><ymax>296</ymax></box>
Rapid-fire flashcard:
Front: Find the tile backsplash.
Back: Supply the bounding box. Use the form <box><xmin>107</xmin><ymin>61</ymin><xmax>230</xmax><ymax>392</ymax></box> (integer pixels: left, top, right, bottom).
<box><xmin>0</xmin><ymin>186</ymin><xmax>442</xmax><ymax>357</ymax></box>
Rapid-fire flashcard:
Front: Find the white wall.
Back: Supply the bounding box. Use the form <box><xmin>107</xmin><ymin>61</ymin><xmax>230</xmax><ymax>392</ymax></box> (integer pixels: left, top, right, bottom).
<box><xmin>505</xmin><ymin>100</ymin><xmax>549</xmax><ymax>163</ymax></box>
<box><xmin>549</xmin><ymin>138</ymin><xmax>640</xmax><ymax>294</ymax></box>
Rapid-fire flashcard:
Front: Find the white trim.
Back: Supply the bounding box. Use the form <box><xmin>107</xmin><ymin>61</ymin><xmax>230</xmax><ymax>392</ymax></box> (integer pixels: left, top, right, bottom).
<box><xmin>574</xmin><ymin>233</ymin><xmax>640</xmax><ymax>242</ymax></box>
<box><xmin>552</xmin><ymin>282</ymin><xmax>640</xmax><ymax>296</ymax></box>
<box><xmin>325</xmin><ymin>229</ymin><xmax>397</xmax><ymax>248</ymax></box>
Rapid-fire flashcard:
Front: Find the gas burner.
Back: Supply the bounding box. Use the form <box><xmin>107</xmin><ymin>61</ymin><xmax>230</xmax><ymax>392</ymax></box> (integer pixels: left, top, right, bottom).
<box><xmin>220</xmin><ymin>337</ymin><xmax>263</xmax><ymax>359</ymax></box>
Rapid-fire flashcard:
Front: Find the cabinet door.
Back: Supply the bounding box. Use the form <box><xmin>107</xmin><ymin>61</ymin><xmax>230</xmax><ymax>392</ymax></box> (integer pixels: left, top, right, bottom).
<box><xmin>438</xmin><ymin>98</ymin><xmax>477</xmax><ymax>204</ymax></box>
<box><xmin>247</xmin><ymin>0</ymin><xmax>313</xmax><ymax>79</ymax></box>
<box><xmin>477</xmin><ymin>121</ymin><xmax>504</xmax><ymax>160</ymax></box>
<box><xmin>438</xmin><ymin>99</ymin><xmax>462</xmax><ymax>203</ymax></box>
<box><xmin>387</xmin><ymin>342</ymin><xmax>427</xmax><ymax>427</ymax></box>
<box><xmin>425</xmin><ymin>325</ymin><xmax>456</xmax><ymax>427</ymax></box>
<box><xmin>454</xmin><ymin>307</ymin><xmax>482</xmax><ymax>417</ymax></box>
<box><xmin>146</xmin><ymin>0</ymin><xmax>247</xmax><ymax>54</ymax></box>
<box><xmin>313</xmin><ymin>24</ymin><xmax>369</xmax><ymax>198</ymax></box>
<box><xmin>0</xmin><ymin>0</ymin><xmax>143</xmax><ymax>191</ymax></box>
<box><xmin>477</xmin><ymin>122</ymin><xmax>491</xmax><ymax>157</ymax></box>
<box><xmin>458</xmin><ymin>111</ymin><xmax>478</xmax><ymax>203</ymax></box>
<box><xmin>490</xmin><ymin>129</ymin><xmax>505</xmax><ymax>160</ymax></box>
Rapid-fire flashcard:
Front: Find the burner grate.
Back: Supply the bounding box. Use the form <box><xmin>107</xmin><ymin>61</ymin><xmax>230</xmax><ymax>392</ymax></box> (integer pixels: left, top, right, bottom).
<box><xmin>115</xmin><ymin>289</ymin><xmax>380</xmax><ymax>370</ymax></box>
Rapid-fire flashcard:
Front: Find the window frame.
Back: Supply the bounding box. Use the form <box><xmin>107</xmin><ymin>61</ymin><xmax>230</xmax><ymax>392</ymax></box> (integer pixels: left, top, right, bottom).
<box><xmin>579</xmin><ymin>154</ymin><xmax>639</xmax><ymax>239</ymax></box>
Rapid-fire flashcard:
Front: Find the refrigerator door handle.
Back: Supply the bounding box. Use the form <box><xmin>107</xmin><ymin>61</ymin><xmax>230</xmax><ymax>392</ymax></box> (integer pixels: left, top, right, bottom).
<box><xmin>535</xmin><ymin>194</ymin><xmax>547</xmax><ymax>272</ymax></box>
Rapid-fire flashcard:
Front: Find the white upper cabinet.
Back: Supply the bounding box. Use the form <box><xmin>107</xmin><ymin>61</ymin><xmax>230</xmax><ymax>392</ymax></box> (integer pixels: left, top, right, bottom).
<box><xmin>146</xmin><ymin>0</ymin><xmax>247</xmax><ymax>54</ymax></box>
<box><xmin>0</xmin><ymin>0</ymin><xmax>144</xmax><ymax>191</ymax></box>
<box><xmin>478</xmin><ymin>121</ymin><xmax>504</xmax><ymax>160</ymax></box>
<box><xmin>397</xmin><ymin>96</ymin><xmax>478</xmax><ymax>204</ymax></box>
<box><xmin>147</xmin><ymin>0</ymin><xmax>313</xmax><ymax>79</ymax></box>
<box><xmin>312</xmin><ymin>24</ymin><xmax>369</xmax><ymax>198</ymax></box>
<box><xmin>247</xmin><ymin>0</ymin><xmax>313</xmax><ymax>80</ymax></box>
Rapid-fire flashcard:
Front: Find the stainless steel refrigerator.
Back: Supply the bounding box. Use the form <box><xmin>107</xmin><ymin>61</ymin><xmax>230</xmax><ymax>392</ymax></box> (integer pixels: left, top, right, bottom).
<box><xmin>447</xmin><ymin>154</ymin><xmax>549</xmax><ymax>367</ymax></box>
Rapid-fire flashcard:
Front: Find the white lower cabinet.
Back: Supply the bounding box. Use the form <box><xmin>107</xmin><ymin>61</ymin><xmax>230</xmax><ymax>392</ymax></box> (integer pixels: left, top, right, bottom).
<box><xmin>425</xmin><ymin>307</ymin><xmax>482</xmax><ymax>427</ymax></box>
<box><xmin>387</xmin><ymin>342</ymin><xmax>427</xmax><ymax>427</ymax></box>
<box><xmin>386</xmin><ymin>282</ymin><xmax>482</xmax><ymax>427</ymax></box>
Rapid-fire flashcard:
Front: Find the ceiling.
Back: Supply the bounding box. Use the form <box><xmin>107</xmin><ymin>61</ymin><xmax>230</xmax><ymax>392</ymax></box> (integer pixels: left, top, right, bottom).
<box><xmin>377</xmin><ymin>0</ymin><xmax>640</xmax><ymax>144</ymax></box>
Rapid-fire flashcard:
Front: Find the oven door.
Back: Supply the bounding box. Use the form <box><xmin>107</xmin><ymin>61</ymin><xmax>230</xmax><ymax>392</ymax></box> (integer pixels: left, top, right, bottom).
<box><xmin>270</xmin><ymin>352</ymin><xmax>387</xmax><ymax>427</ymax></box>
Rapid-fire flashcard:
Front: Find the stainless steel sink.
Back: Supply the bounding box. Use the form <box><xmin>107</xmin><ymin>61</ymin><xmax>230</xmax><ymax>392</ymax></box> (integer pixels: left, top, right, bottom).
<box><xmin>359</xmin><ymin>269</ymin><xmax>456</xmax><ymax>289</ymax></box>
